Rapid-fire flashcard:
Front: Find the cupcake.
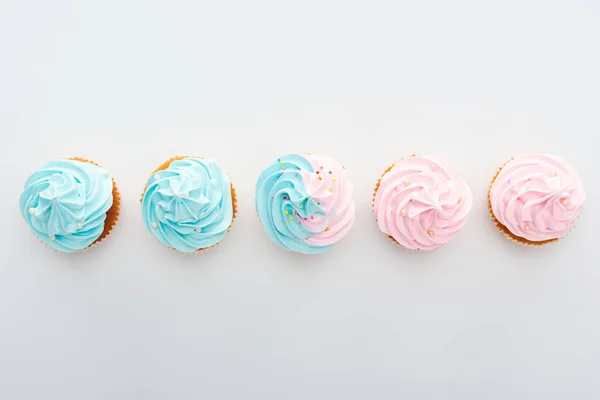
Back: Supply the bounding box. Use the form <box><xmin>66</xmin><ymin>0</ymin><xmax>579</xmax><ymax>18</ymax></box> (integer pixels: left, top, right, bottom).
<box><xmin>373</xmin><ymin>155</ymin><xmax>472</xmax><ymax>250</ymax></box>
<box><xmin>141</xmin><ymin>156</ymin><xmax>237</xmax><ymax>253</ymax></box>
<box><xmin>255</xmin><ymin>153</ymin><xmax>355</xmax><ymax>254</ymax></box>
<box><xmin>488</xmin><ymin>154</ymin><xmax>584</xmax><ymax>245</ymax></box>
<box><xmin>19</xmin><ymin>158</ymin><xmax>120</xmax><ymax>253</ymax></box>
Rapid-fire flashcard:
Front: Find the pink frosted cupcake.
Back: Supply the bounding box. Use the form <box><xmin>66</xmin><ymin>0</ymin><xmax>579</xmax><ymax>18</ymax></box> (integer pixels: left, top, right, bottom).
<box><xmin>373</xmin><ymin>155</ymin><xmax>472</xmax><ymax>250</ymax></box>
<box><xmin>488</xmin><ymin>154</ymin><xmax>585</xmax><ymax>246</ymax></box>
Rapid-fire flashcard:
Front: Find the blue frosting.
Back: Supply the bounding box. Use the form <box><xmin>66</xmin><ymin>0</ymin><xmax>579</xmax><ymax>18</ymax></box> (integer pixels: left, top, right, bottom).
<box><xmin>141</xmin><ymin>157</ymin><xmax>233</xmax><ymax>252</ymax></box>
<box><xmin>19</xmin><ymin>159</ymin><xmax>114</xmax><ymax>253</ymax></box>
<box><xmin>255</xmin><ymin>154</ymin><xmax>330</xmax><ymax>254</ymax></box>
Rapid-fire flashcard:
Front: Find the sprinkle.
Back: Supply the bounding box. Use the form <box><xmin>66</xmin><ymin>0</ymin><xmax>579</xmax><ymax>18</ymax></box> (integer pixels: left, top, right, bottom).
<box><xmin>325</xmin><ymin>227</ymin><xmax>330</xmax><ymax>232</ymax></box>
<box><xmin>524</xmin><ymin>224</ymin><xmax>530</xmax><ymax>232</ymax></box>
<box><xmin>561</xmin><ymin>198</ymin><xmax>569</xmax><ymax>207</ymax></box>
<box><xmin>400</xmin><ymin>209</ymin><xmax>407</xmax><ymax>216</ymax></box>
<box><xmin>183</xmin><ymin>191</ymin><xmax>190</xmax><ymax>198</ymax></box>
<box><xmin>283</xmin><ymin>196</ymin><xmax>289</xmax><ymax>200</ymax></box>
<box><xmin>329</xmin><ymin>171</ymin><xmax>332</xmax><ymax>174</ymax></box>
<box><xmin>428</xmin><ymin>230</ymin><xmax>435</xmax><ymax>237</ymax></box>
<box><xmin>311</xmin><ymin>216</ymin><xmax>314</xmax><ymax>219</ymax></box>
<box><xmin>277</xmin><ymin>158</ymin><xmax>281</xmax><ymax>162</ymax></box>
<box><xmin>77</xmin><ymin>223</ymin><xmax>83</xmax><ymax>229</ymax></box>
<box><xmin>318</xmin><ymin>176</ymin><xmax>322</xmax><ymax>180</ymax></box>
<box><xmin>316</xmin><ymin>171</ymin><xmax>319</xmax><ymax>174</ymax></box>
<box><xmin>320</xmin><ymin>166</ymin><xmax>323</xmax><ymax>169</ymax></box>
<box><xmin>280</xmin><ymin>161</ymin><xmax>284</xmax><ymax>165</ymax></box>
<box><xmin>288</xmin><ymin>217</ymin><xmax>293</xmax><ymax>221</ymax></box>
<box><xmin>317</xmin><ymin>202</ymin><xmax>321</xmax><ymax>205</ymax></box>
<box><xmin>195</xmin><ymin>227</ymin><xmax>202</xmax><ymax>233</ymax></box>
<box><xmin>151</xmin><ymin>222</ymin><xmax>158</xmax><ymax>229</ymax></box>
<box><xmin>28</xmin><ymin>208</ymin><xmax>35</xmax><ymax>215</ymax></box>
<box><xmin>332</xmin><ymin>178</ymin><xmax>337</xmax><ymax>182</ymax></box>
<box><xmin>49</xmin><ymin>234</ymin><xmax>56</xmax><ymax>241</ymax></box>
<box><xmin>284</xmin><ymin>211</ymin><xmax>289</xmax><ymax>215</ymax></box>
<box><xmin>403</xmin><ymin>179</ymin><xmax>411</xmax><ymax>186</ymax></box>
<box><xmin>328</xmin><ymin>188</ymin><xmax>332</xmax><ymax>191</ymax></box>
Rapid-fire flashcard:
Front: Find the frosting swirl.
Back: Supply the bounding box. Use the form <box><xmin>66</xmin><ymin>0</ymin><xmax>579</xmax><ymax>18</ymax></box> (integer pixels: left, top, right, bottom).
<box><xmin>19</xmin><ymin>159</ymin><xmax>114</xmax><ymax>253</ymax></box>
<box><xmin>141</xmin><ymin>157</ymin><xmax>234</xmax><ymax>252</ymax></box>
<box><xmin>255</xmin><ymin>154</ymin><xmax>355</xmax><ymax>254</ymax></box>
<box><xmin>489</xmin><ymin>154</ymin><xmax>584</xmax><ymax>242</ymax></box>
<box><xmin>373</xmin><ymin>156</ymin><xmax>472</xmax><ymax>250</ymax></box>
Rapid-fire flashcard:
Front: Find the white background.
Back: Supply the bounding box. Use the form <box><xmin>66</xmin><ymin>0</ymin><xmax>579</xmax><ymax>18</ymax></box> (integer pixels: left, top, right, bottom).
<box><xmin>1</xmin><ymin>0</ymin><xmax>599</xmax><ymax>399</ymax></box>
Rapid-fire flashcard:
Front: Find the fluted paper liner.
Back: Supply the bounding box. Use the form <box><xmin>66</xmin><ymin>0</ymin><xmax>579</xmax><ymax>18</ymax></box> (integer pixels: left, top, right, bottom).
<box><xmin>488</xmin><ymin>158</ymin><xmax>558</xmax><ymax>247</ymax></box>
<box><xmin>70</xmin><ymin>157</ymin><xmax>120</xmax><ymax>251</ymax></box>
<box><xmin>140</xmin><ymin>155</ymin><xmax>237</xmax><ymax>253</ymax></box>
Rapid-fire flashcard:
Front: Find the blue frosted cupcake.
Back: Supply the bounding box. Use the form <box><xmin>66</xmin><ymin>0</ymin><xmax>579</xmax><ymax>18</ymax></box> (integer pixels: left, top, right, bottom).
<box><xmin>141</xmin><ymin>156</ymin><xmax>237</xmax><ymax>253</ymax></box>
<box><xmin>255</xmin><ymin>153</ymin><xmax>355</xmax><ymax>254</ymax></box>
<box><xmin>19</xmin><ymin>158</ymin><xmax>120</xmax><ymax>253</ymax></box>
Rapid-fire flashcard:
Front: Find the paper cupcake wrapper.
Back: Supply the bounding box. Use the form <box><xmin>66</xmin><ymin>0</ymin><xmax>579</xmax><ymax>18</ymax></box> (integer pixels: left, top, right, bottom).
<box><xmin>140</xmin><ymin>155</ymin><xmax>237</xmax><ymax>254</ymax></box>
<box><xmin>69</xmin><ymin>157</ymin><xmax>120</xmax><ymax>251</ymax></box>
<box><xmin>487</xmin><ymin>158</ymin><xmax>558</xmax><ymax>247</ymax></box>
<box><xmin>372</xmin><ymin>154</ymin><xmax>418</xmax><ymax>250</ymax></box>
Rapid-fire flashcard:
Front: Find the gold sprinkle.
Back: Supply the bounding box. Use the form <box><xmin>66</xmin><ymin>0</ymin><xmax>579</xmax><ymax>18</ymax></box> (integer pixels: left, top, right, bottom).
<box><xmin>288</xmin><ymin>217</ymin><xmax>293</xmax><ymax>221</ymax></box>
<box><xmin>284</xmin><ymin>211</ymin><xmax>289</xmax><ymax>215</ymax></box>
<box><xmin>325</xmin><ymin>227</ymin><xmax>330</xmax><ymax>231</ymax></box>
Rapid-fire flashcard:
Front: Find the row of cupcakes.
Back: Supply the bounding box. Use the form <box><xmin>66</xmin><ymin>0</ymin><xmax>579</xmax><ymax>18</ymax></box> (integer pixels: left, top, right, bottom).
<box><xmin>19</xmin><ymin>153</ymin><xmax>585</xmax><ymax>254</ymax></box>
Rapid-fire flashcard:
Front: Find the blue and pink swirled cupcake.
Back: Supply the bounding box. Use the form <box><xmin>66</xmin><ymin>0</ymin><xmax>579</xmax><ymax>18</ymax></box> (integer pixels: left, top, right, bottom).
<box><xmin>255</xmin><ymin>153</ymin><xmax>355</xmax><ymax>254</ymax></box>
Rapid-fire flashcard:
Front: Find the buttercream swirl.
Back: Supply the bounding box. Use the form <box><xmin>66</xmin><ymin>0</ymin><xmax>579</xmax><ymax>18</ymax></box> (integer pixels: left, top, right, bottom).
<box><xmin>19</xmin><ymin>159</ymin><xmax>114</xmax><ymax>253</ymax></box>
<box><xmin>255</xmin><ymin>154</ymin><xmax>355</xmax><ymax>254</ymax></box>
<box><xmin>141</xmin><ymin>157</ymin><xmax>233</xmax><ymax>252</ymax></box>
<box><xmin>489</xmin><ymin>154</ymin><xmax>584</xmax><ymax>242</ymax></box>
<box><xmin>374</xmin><ymin>156</ymin><xmax>472</xmax><ymax>250</ymax></box>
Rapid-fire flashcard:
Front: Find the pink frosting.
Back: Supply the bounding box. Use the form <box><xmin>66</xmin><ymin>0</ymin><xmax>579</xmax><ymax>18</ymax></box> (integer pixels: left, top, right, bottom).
<box><xmin>300</xmin><ymin>154</ymin><xmax>355</xmax><ymax>246</ymax></box>
<box><xmin>373</xmin><ymin>156</ymin><xmax>472</xmax><ymax>250</ymax></box>
<box><xmin>489</xmin><ymin>154</ymin><xmax>584</xmax><ymax>242</ymax></box>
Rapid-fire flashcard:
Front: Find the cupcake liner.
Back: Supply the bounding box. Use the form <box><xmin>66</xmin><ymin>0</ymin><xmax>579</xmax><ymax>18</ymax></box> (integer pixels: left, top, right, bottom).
<box><xmin>487</xmin><ymin>158</ymin><xmax>557</xmax><ymax>247</ymax></box>
<box><xmin>140</xmin><ymin>155</ymin><xmax>237</xmax><ymax>253</ymax></box>
<box><xmin>373</xmin><ymin>154</ymin><xmax>416</xmax><ymax>249</ymax></box>
<box><xmin>67</xmin><ymin>157</ymin><xmax>120</xmax><ymax>251</ymax></box>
